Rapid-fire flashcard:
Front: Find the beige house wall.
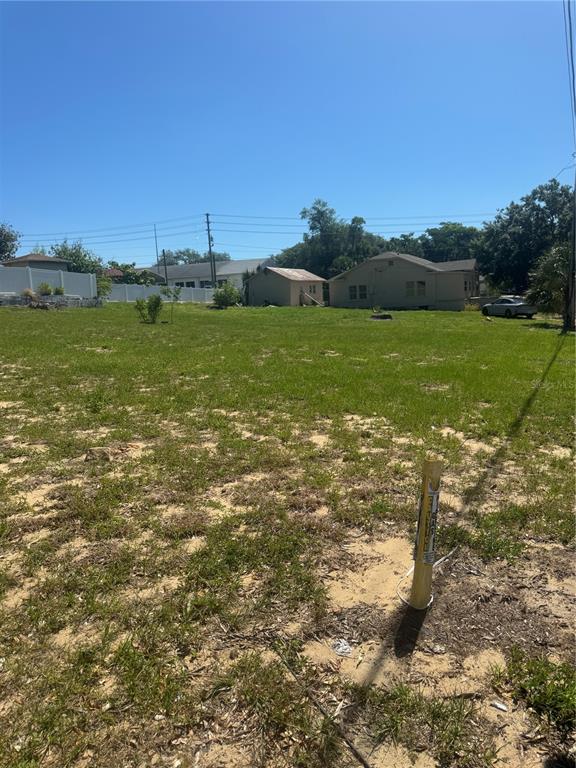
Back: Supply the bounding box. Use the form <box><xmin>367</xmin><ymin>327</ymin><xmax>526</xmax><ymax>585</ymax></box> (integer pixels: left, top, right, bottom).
<box><xmin>247</xmin><ymin>270</ymin><xmax>292</xmax><ymax>306</ymax></box>
<box><xmin>289</xmin><ymin>280</ymin><xmax>324</xmax><ymax>305</ymax></box>
<box><xmin>329</xmin><ymin>257</ymin><xmax>474</xmax><ymax>311</ymax></box>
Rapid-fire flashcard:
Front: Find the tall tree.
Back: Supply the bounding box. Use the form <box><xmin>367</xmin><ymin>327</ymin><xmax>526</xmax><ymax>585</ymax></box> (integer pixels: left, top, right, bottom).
<box><xmin>475</xmin><ymin>179</ymin><xmax>572</xmax><ymax>293</ymax></box>
<box><xmin>0</xmin><ymin>223</ymin><xmax>20</xmax><ymax>261</ymax></box>
<box><xmin>50</xmin><ymin>240</ymin><xmax>103</xmax><ymax>274</ymax></box>
<box><xmin>420</xmin><ymin>222</ymin><xmax>481</xmax><ymax>262</ymax></box>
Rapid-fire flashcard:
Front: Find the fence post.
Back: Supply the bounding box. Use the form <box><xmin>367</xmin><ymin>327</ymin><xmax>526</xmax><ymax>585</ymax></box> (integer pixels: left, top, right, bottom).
<box><xmin>59</xmin><ymin>270</ymin><xmax>65</xmax><ymax>291</ymax></box>
<box><xmin>27</xmin><ymin>267</ymin><xmax>34</xmax><ymax>290</ymax></box>
<box><xmin>409</xmin><ymin>457</ymin><xmax>442</xmax><ymax>610</ymax></box>
<box><xmin>124</xmin><ymin>284</ymin><xmax>129</xmax><ymax>302</ymax></box>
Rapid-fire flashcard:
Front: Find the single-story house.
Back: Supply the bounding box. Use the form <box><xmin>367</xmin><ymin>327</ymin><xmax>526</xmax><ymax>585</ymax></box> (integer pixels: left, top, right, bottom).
<box><xmin>246</xmin><ymin>267</ymin><xmax>326</xmax><ymax>306</ymax></box>
<box><xmin>4</xmin><ymin>252</ymin><xmax>70</xmax><ymax>271</ymax></box>
<box><xmin>329</xmin><ymin>252</ymin><xmax>478</xmax><ymax>311</ymax></box>
<box><xmin>147</xmin><ymin>258</ymin><xmax>267</xmax><ymax>291</ymax></box>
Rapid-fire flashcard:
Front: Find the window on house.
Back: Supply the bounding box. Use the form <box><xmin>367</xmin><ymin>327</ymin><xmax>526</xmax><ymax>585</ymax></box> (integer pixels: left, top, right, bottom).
<box><xmin>200</xmin><ymin>280</ymin><xmax>212</xmax><ymax>289</ymax></box>
<box><xmin>406</xmin><ymin>281</ymin><xmax>415</xmax><ymax>297</ymax></box>
<box><xmin>417</xmin><ymin>281</ymin><xmax>426</xmax><ymax>297</ymax></box>
<box><xmin>185</xmin><ymin>281</ymin><xmax>195</xmax><ymax>288</ymax></box>
<box><xmin>175</xmin><ymin>281</ymin><xmax>185</xmax><ymax>287</ymax></box>
<box><xmin>358</xmin><ymin>285</ymin><xmax>367</xmax><ymax>300</ymax></box>
<box><xmin>309</xmin><ymin>285</ymin><xmax>316</xmax><ymax>294</ymax></box>
<box><xmin>349</xmin><ymin>285</ymin><xmax>358</xmax><ymax>300</ymax></box>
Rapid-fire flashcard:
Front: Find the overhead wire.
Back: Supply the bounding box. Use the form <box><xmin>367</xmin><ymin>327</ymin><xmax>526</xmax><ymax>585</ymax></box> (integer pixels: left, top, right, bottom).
<box><xmin>563</xmin><ymin>0</ymin><xmax>576</xmax><ymax>150</ymax></box>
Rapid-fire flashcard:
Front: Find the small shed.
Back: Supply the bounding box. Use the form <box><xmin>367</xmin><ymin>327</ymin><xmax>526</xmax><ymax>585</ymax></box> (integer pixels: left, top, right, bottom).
<box><xmin>246</xmin><ymin>267</ymin><xmax>325</xmax><ymax>306</ymax></box>
<box><xmin>3</xmin><ymin>253</ymin><xmax>70</xmax><ymax>272</ymax></box>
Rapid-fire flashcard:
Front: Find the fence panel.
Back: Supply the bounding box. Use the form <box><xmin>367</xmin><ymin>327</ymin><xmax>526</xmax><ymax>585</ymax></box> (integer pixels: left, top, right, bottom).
<box><xmin>0</xmin><ymin>266</ymin><xmax>95</xmax><ymax>297</ymax></box>
<box><xmin>108</xmin><ymin>284</ymin><xmax>213</xmax><ymax>303</ymax></box>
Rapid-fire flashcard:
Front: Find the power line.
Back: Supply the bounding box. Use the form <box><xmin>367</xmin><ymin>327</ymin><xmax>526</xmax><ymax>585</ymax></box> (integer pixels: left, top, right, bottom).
<box><xmin>563</xmin><ymin>0</ymin><xmax>576</xmax><ymax>150</ymax></box>
<box><xmin>21</xmin><ymin>213</ymin><xmax>205</xmax><ymax>238</ymax></box>
<box><xmin>19</xmin><ymin>227</ymin><xmax>206</xmax><ymax>248</ymax></box>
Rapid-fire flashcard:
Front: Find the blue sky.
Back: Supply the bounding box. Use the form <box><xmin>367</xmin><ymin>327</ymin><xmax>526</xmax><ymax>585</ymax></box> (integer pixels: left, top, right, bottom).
<box><xmin>0</xmin><ymin>1</ymin><xmax>572</xmax><ymax>266</ymax></box>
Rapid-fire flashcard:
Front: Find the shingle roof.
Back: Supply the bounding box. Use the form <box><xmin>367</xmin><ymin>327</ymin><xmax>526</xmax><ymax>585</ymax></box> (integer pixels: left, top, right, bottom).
<box><xmin>264</xmin><ymin>267</ymin><xmax>325</xmax><ymax>282</ymax></box>
<box><xmin>146</xmin><ymin>258</ymin><xmax>267</xmax><ymax>280</ymax></box>
<box><xmin>434</xmin><ymin>258</ymin><xmax>477</xmax><ymax>271</ymax></box>
<box><xmin>6</xmin><ymin>252</ymin><xmax>70</xmax><ymax>265</ymax></box>
<box><xmin>330</xmin><ymin>252</ymin><xmax>477</xmax><ymax>279</ymax></box>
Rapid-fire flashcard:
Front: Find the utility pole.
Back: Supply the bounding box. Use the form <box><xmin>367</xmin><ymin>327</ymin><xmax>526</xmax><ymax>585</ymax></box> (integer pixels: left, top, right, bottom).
<box><xmin>162</xmin><ymin>248</ymin><xmax>169</xmax><ymax>287</ymax></box>
<box><xmin>205</xmin><ymin>213</ymin><xmax>216</xmax><ymax>288</ymax></box>
<box><xmin>154</xmin><ymin>224</ymin><xmax>160</xmax><ymax>273</ymax></box>
<box><xmin>565</xmin><ymin>166</ymin><xmax>576</xmax><ymax>331</ymax></box>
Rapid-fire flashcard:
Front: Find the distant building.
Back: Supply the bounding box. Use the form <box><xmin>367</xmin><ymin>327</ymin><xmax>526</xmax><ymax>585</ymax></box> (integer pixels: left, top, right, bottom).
<box><xmin>4</xmin><ymin>253</ymin><xmax>70</xmax><ymax>271</ymax></box>
<box><xmin>329</xmin><ymin>253</ymin><xmax>478</xmax><ymax>311</ymax></box>
<box><xmin>147</xmin><ymin>258</ymin><xmax>267</xmax><ymax>290</ymax></box>
<box><xmin>246</xmin><ymin>267</ymin><xmax>326</xmax><ymax>306</ymax></box>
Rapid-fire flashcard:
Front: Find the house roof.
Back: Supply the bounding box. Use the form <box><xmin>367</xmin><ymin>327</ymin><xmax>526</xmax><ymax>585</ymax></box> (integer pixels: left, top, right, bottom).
<box><xmin>5</xmin><ymin>252</ymin><xmax>70</xmax><ymax>265</ymax></box>
<box><xmin>330</xmin><ymin>252</ymin><xmax>477</xmax><ymax>280</ymax></box>
<box><xmin>434</xmin><ymin>258</ymin><xmax>477</xmax><ymax>271</ymax></box>
<box><xmin>146</xmin><ymin>258</ymin><xmax>267</xmax><ymax>280</ymax></box>
<box><xmin>104</xmin><ymin>267</ymin><xmax>124</xmax><ymax>278</ymax></box>
<box><xmin>262</xmin><ymin>267</ymin><xmax>326</xmax><ymax>282</ymax></box>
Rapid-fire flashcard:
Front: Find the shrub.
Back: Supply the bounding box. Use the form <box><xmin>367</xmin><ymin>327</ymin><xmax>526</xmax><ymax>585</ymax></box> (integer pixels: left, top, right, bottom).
<box><xmin>53</xmin><ymin>286</ymin><xmax>65</xmax><ymax>296</ymax></box>
<box><xmin>21</xmin><ymin>288</ymin><xmax>37</xmax><ymax>301</ymax></box>
<box><xmin>213</xmin><ymin>282</ymin><xmax>242</xmax><ymax>309</ymax></box>
<box><xmin>96</xmin><ymin>275</ymin><xmax>112</xmax><ymax>298</ymax></box>
<box><xmin>37</xmin><ymin>282</ymin><xmax>53</xmax><ymax>296</ymax></box>
<box><xmin>135</xmin><ymin>294</ymin><xmax>163</xmax><ymax>324</ymax></box>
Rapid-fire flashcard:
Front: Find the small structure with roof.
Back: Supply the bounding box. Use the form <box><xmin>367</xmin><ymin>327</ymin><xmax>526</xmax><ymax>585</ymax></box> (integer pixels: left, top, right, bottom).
<box><xmin>329</xmin><ymin>252</ymin><xmax>478</xmax><ymax>311</ymax></box>
<box><xmin>246</xmin><ymin>266</ymin><xmax>326</xmax><ymax>306</ymax></box>
<box><xmin>3</xmin><ymin>252</ymin><xmax>70</xmax><ymax>271</ymax></box>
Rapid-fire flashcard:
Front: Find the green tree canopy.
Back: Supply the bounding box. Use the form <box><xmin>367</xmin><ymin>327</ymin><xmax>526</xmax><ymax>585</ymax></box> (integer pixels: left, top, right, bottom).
<box><xmin>420</xmin><ymin>222</ymin><xmax>481</xmax><ymax>262</ymax></box>
<box><xmin>474</xmin><ymin>179</ymin><xmax>572</xmax><ymax>293</ymax></box>
<box><xmin>0</xmin><ymin>222</ymin><xmax>20</xmax><ymax>261</ymax></box>
<box><xmin>160</xmin><ymin>249</ymin><xmax>231</xmax><ymax>266</ymax></box>
<box><xmin>50</xmin><ymin>240</ymin><xmax>103</xmax><ymax>274</ymax></box>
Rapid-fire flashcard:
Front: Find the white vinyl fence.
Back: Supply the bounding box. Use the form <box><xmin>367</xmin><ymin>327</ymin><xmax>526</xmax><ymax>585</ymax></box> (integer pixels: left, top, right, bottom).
<box><xmin>0</xmin><ymin>266</ymin><xmax>96</xmax><ymax>298</ymax></box>
<box><xmin>109</xmin><ymin>284</ymin><xmax>214</xmax><ymax>303</ymax></box>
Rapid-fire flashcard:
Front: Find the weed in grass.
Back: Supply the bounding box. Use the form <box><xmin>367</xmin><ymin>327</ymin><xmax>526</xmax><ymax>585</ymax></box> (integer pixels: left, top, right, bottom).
<box><xmin>112</xmin><ymin>635</ymin><xmax>192</xmax><ymax>715</ymax></box>
<box><xmin>492</xmin><ymin>648</ymin><xmax>576</xmax><ymax>735</ymax></box>
<box><xmin>160</xmin><ymin>510</ymin><xmax>208</xmax><ymax>540</ymax></box>
<box><xmin>208</xmin><ymin>652</ymin><xmax>341</xmax><ymax>767</ymax></box>
<box><xmin>354</xmin><ymin>682</ymin><xmax>496</xmax><ymax>768</ymax></box>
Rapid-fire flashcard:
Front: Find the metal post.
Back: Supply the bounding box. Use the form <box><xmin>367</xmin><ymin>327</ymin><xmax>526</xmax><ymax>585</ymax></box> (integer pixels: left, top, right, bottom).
<box><xmin>409</xmin><ymin>457</ymin><xmax>442</xmax><ymax>610</ymax></box>
<box><xmin>564</xmin><ymin>166</ymin><xmax>576</xmax><ymax>331</ymax></box>
<box><xmin>205</xmin><ymin>213</ymin><xmax>216</xmax><ymax>288</ymax></box>
<box><xmin>154</xmin><ymin>224</ymin><xmax>160</xmax><ymax>274</ymax></box>
<box><xmin>162</xmin><ymin>248</ymin><xmax>169</xmax><ymax>287</ymax></box>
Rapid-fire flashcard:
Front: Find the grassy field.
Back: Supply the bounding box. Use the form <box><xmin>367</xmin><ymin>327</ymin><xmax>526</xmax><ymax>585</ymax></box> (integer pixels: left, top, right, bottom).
<box><xmin>0</xmin><ymin>303</ymin><xmax>574</xmax><ymax>768</ymax></box>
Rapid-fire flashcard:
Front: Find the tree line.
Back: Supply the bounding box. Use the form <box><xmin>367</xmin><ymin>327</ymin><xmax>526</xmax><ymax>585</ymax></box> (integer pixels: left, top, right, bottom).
<box><xmin>0</xmin><ymin>177</ymin><xmax>572</xmax><ymax>299</ymax></box>
<box><xmin>272</xmin><ymin>179</ymin><xmax>572</xmax><ymax>295</ymax></box>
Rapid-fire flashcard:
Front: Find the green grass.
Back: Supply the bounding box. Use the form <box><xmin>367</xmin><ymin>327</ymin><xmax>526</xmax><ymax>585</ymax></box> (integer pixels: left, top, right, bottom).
<box><xmin>493</xmin><ymin>648</ymin><xmax>576</xmax><ymax>734</ymax></box>
<box><xmin>0</xmin><ymin>303</ymin><xmax>574</xmax><ymax>767</ymax></box>
<box><xmin>353</xmin><ymin>682</ymin><xmax>496</xmax><ymax>767</ymax></box>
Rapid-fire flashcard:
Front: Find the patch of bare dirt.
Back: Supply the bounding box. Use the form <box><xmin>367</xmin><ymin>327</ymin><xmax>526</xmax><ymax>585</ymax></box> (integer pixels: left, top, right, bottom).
<box><xmin>327</xmin><ymin>536</ymin><xmax>412</xmax><ymax>611</ymax></box>
<box><xmin>438</xmin><ymin>426</ymin><xmax>496</xmax><ymax>455</ymax></box>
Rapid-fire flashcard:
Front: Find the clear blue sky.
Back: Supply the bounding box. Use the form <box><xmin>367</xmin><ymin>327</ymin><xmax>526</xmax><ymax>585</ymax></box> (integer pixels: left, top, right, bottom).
<box><xmin>0</xmin><ymin>1</ymin><xmax>572</xmax><ymax>266</ymax></box>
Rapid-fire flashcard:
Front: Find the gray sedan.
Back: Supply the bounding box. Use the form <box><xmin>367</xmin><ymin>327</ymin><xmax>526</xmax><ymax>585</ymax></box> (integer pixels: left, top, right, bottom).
<box><xmin>481</xmin><ymin>296</ymin><xmax>537</xmax><ymax>318</ymax></box>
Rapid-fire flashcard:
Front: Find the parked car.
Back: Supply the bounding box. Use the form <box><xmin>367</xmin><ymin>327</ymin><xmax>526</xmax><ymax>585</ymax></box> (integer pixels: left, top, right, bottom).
<box><xmin>481</xmin><ymin>296</ymin><xmax>537</xmax><ymax>319</ymax></box>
